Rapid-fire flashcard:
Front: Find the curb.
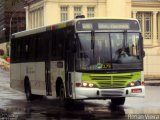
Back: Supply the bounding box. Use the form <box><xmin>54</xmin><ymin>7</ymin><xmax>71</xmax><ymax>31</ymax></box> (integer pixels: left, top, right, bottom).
<box><xmin>144</xmin><ymin>80</ymin><xmax>160</xmax><ymax>86</ymax></box>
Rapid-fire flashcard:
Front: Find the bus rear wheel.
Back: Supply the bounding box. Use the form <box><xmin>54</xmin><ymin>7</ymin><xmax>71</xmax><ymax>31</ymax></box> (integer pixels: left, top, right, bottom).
<box><xmin>111</xmin><ymin>97</ymin><xmax>125</xmax><ymax>106</ymax></box>
<box><xmin>24</xmin><ymin>82</ymin><xmax>33</xmax><ymax>101</ymax></box>
<box><xmin>59</xmin><ymin>84</ymin><xmax>65</xmax><ymax>100</ymax></box>
<box><xmin>58</xmin><ymin>83</ymin><xmax>75</xmax><ymax>109</ymax></box>
<box><xmin>24</xmin><ymin>80</ymin><xmax>44</xmax><ymax>101</ymax></box>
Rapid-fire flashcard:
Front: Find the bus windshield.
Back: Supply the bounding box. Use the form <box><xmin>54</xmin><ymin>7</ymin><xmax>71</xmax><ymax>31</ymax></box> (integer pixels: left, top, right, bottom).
<box><xmin>76</xmin><ymin>32</ymin><xmax>142</xmax><ymax>71</ymax></box>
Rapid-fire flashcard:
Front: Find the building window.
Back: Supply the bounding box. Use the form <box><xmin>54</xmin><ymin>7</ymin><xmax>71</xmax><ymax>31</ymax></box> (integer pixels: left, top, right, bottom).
<box><xmin>136</xmin><ymin>12</ymin><xmax>152</xmax><ymax>40</ymax></box>
<box><xmin>87</xmin><ymin>7</ymin><xmax>95</xmax><ymax>18</ymax></box>
<box><xmin>74</xmin><ymin>7</ymin><xmax>82</xmax><ymax>18</ymax></box>
<box><xmin>158</xmin><ymin>13</ymin><xmax>160</xmax><ymax>40</ymax></box>
<box><xmin>61</xmin><ymin>6</ymin><xmax>68</xmax><ymax>22</ymax></box>
<box><xmin>144</xmin><ymin>13</ymin><xmax>152</xmax><ymax>39</ymax></box>
<box><xmin>37</xmin><ymin>7</ymin><xmax>44</xmax><ymax>27</ymax></box>
<box><xmin>29</xmin><ymin>11</ymin><xmax>33</xmax><ymax>29</ymax></box>
<box><xmin>29</xmin><ymin>7</ymin><xmax>44</xmax><ymax>29</ymax></box>
<box><xmin>11</xmin><ymin>12</ymin><xmax>26</xmax><ymax>34</ymax></box>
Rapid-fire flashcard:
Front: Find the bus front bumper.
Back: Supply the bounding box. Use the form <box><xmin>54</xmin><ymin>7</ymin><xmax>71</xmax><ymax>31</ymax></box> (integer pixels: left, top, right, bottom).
<box><xmin>74</xmin><ymin>86</ymin><xmax>145</xmax><ymax>99</ymax></box>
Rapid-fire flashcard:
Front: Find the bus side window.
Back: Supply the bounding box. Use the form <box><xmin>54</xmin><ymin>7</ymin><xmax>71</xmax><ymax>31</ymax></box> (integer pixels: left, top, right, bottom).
<box><xmin>11</xmin><ymin>38</ymin><xmax>21</xmax><ymax>62</ymax></box>
<box><xmin>65</xmin><ymin>27</ymin><xmax>75</xmax><ymax>71</ymax></box>
<box><xmin>36</xmin><ymin>33</ymin><xmax>49</xmax><ymax>61</ymax></box>
<box><xmin>11</xmin><ymin>39</ymin><xmax>16</xmax><ymax>62</ymax></box>
<box><xmin>15</xmin><ymin>39</ymin><xmax>21</xmax><ymax>62</ymax></box>
<box><xmin>51</xmin><ymin>31</ymin><xmax>56</xmax><ymax>59</ymax></box>
<box><xmin>52</xmin><ymin>29</ymin><xmax>65</xmax><ymax>60</ymax></box>
<box><xmin>28</xmin><ymin>37</ymin><xmax>36</xmax><ymax>61</ymax></box>
<box><xmin>57</xmin><ymin>30</ymin><xmax>64</xmax><ymax>59</ymax></box>
<box><xmin>20</xmin><ymin>38</ymin><xmax>28</xmax><ymax>61</ymax></box>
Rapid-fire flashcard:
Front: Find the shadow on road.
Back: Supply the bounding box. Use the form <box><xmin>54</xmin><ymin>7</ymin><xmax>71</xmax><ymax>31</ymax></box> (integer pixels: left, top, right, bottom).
<box><xmin>12</xmin><ymin>98</ymin><xmax>126</xmax><ymax>120</ymax></box>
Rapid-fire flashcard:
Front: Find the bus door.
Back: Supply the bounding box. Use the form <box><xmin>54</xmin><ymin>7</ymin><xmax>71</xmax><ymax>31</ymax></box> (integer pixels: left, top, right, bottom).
<box><xmin>44</xmin><ymin>33</ymin><xmax>52</xmax><ymax>96</ymax></box>
<box><xmin>65</xmin><ymin>53</ymin><xmax>73</xmax><ymax>98</ymax></box>
<box><xmin>45</xmin><ymin>61</ymin><xmax>52</xmax><ymax>96</ymax></box>
<box><xmin>65</xmin><ymin>31</ymin><xmax>75</xmax><ymax>98</ymax></box>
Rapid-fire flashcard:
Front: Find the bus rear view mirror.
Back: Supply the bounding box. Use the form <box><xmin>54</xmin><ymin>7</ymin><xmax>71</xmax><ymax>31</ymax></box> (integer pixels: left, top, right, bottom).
<box><xmin>143</xmin><ymin>50</ymin><xmax>145</xmax><ymax>58</ymax></box>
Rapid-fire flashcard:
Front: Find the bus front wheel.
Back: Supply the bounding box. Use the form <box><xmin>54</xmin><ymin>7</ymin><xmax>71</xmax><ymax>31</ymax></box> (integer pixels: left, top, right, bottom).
<box><xmin>24</xmin><ymin>80</ymin><xmax>33</xmax><ymax>101</ymax></box>
<box><xmin>111</xmin><ymin>97</ymin><xmax>125</xmax><ymax>106</ymax></box>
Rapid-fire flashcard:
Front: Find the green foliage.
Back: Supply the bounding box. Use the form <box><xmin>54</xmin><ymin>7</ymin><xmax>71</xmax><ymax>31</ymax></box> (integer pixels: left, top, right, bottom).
<box><xmin>1</xmin><ymin>54</ymin><xmax>8</xmax><ymax>60</ymax></box>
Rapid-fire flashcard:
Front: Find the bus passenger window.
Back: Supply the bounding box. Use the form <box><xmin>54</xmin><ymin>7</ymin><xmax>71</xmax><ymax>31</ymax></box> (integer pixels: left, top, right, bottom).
<box><xmin>14</xmin><ymin>39</ymin><xmax>21</xmax><ymax>61</ymax></box>
<box><xmin>36</xmin><ymin>35</ymin><xmax>48</xmax><ymax>60</ymax></box>
<box><xmin>20</xmin><ymin>39</ymin><xmax>28</xmax><ymax>61</ymax></box>
<box><xmin>28</xmin><ymin>38</ymin><xmax>36</xmax><ymax>61</ymax></box>
<box><xmin>54</xmin><ymin>30</ymin><xmax>65</xmax><ymax>59</ymax></box>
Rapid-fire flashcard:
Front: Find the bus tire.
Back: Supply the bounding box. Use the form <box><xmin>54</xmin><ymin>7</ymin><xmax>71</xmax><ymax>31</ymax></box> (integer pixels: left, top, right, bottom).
<box><xmin>59</xmin><ymin>84</ymin><xmax>65</xmax><ymax>100</ymax></box>
<box><xmin>24</xmin><ymin>79</ymin><xmax>33</xmax><ymax>101</ymax></box>
<box><xmin>111</xmin><ymin>97</ymin><xmax>125</xmax><ymax>106</ymax></box>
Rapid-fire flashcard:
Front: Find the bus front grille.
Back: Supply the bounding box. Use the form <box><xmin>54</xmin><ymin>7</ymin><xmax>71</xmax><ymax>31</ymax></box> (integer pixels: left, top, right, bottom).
<box><xmin>90</xmin><ymin>73</ymin><xmax>135</xmax><ymax>88</ymax></box>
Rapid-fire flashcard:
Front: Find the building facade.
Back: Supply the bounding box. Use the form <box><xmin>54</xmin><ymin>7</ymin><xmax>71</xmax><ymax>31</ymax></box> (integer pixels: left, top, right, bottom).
<box><xmin>0</xmin><ymin>0</ymin><xmax>26</xmax><ymax>52</ymax></box>
<box><xmin>25</xmin><ymin>0</ymin><xmax>131</xmax><ymax>29</ymax></box>
<box><xmin>132</xmin><ymin>0</ymin><xmax>160</xmax><ymax>77</ymax></box>
<box><xmin>25</xmin><ymin>0</ymin><xmax>160</xmax><ymax>77</ymax></box>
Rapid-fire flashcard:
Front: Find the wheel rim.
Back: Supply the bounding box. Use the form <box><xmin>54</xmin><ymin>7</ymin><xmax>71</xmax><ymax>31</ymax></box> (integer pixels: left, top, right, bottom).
<box><xmin>25</xmin><ymin>85</ymin><xmax>31</xmax><ymax>100</ymax></box>
<box><xmin>60</xmin><ymin>85</ymin><xmax>65</xmax><ymax>100</ymax></box>
<box><xmin>26</xmin><ymin>88</ymin><xmax>30</xmax><ymax>99</ymax></box>
<box><xmin>26</xmin><ymin>89</ymin><xmax>30</xmax><ymax>99</ymax></box>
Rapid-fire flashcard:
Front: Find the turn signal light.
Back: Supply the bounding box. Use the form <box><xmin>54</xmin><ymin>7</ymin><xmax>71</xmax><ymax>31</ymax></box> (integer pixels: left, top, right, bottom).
<box><xmin>141</xmin><ymin>81</ymin><xmax>145</xmax><ymax>86</ymax></box>
<box><xmin>76</xmin><ymin>83</ymin><xmax>81</xmax><ymax>87</ymax></box>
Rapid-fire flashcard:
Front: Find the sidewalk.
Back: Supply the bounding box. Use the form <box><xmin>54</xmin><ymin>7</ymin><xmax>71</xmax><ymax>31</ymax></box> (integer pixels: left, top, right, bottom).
<box><xmin>0</xmin><ymin>58</ymin><xmax>10</xmax><ymax>71</ymax></box>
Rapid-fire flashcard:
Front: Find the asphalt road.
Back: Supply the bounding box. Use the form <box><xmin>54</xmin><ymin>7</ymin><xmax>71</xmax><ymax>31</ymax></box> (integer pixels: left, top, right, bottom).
<box><xmin>0</xmin><ymin>68</ymin><xmax>160</xmax><ymax>120</ymax></box>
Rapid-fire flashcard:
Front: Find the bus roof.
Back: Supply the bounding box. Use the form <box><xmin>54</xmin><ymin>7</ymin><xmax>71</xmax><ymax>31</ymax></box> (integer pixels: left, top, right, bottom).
<box><xmin>12</xmin><ymin>17</ymin><xmax>139</xmax><ymax>38</ymax></box>
<box><xmin>12</xmin><ymin>19</ymin><xmax>75</xmax><ymax>38</ymax></box>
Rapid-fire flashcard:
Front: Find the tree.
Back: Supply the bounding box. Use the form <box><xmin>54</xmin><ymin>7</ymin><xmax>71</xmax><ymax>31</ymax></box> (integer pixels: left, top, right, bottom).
<box><xmin>5</xmin><ymin>0</ymin><xmax>24</xmax><ymax>9</ymax></box>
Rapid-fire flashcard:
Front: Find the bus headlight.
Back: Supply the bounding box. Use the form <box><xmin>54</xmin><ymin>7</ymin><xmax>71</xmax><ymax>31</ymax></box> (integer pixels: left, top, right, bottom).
<box><xmin>81</xmin><ymin>82</ymin><xmax>96</xmax><ymax>88</ymax></box>
<box><xmin>127</xmin><ymin>80</ymin><xmax>141</xmax><ymax>87</ymax></box>
<box><xmin>88</xmin><ymin>83</ymin><xmax>94</xmax><ymax>87</ymax></box>
<box><xmin>82</xmin><ymin>82</ymin><xmax>88</xmax><ymax>87</ymax></box>
<box><xmin>130</xmin><ymin>82</ymin><xmax>135</xmax><ymax>87</ymax></box>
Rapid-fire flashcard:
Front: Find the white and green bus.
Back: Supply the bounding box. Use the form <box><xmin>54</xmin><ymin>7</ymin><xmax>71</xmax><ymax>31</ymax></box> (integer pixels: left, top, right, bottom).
<box><xmin>10</xmin><ymin>17</ymin><xmax>145</xmax><ymax>106</ymax></box>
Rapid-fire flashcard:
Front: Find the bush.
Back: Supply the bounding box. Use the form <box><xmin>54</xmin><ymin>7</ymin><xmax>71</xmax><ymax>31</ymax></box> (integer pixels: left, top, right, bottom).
<box><xmin>0</xmin><ymin>49</ymin><xmax>4</xmax><ymax>55</ymax></box>
<box><xmin>2</xmin><ymin>54</ymin><xmax>8</xmax><ymax>60</ymax></box>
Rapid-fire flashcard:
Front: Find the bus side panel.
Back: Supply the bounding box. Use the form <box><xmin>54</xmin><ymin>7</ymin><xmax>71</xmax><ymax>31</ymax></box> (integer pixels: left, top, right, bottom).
<box><xmin>20</xmin><ymin>62</ymin><xmax>46</xmax><ymax>95</ymax></box>
<box><xmin>20</xmin><ymin>62</ymin><xmax>35</xmax><ymax>93</ymax></box>
<box><xmin>20</xmin><ymin>63</ymin><xmax>28</xmax><ymax>92</ymax></box>
<box><xmin>141</xmin><ymin>71</ymin><xmax>144</xmax><ymax>83</ymax></box>
<box><xmin>71</xmin><ymin>72</ymin><xmax>82</xmax><ymax>99</ymax></box>
<box><xmin>34</xmin><ymin>62</ymin><xmax>46</xmax><ymax>95</ymax></box>
<box><xmin>10</xmin><ymin>63</ymin><xmax>23</xmax><ymax>92</ymax></box>
<box><xmin>50</xmin><ymin>61</ymin><xmax>65</xmax><ymax>97</ymax></box>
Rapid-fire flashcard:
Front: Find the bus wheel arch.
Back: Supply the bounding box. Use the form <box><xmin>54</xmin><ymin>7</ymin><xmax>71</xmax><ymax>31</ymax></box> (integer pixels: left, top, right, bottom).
<box><xmin>24</xmin><ymin>76</ymin><xmax>33</xmax><ymax>101</ymax></box>
<box><xmin>56</xmin><ymin>77</ymin><xmax>65</xmax><ymax>99</ymax></box>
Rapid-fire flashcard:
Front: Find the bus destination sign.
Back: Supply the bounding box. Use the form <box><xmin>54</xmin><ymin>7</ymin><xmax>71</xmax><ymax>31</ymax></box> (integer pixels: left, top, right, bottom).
<box><xmin>98</xmin><ymin>23</ymin><xmax>130</xmax><ymax>29</ymax></box>
<box><xmin>76</xmin><ymin>19</ymin><xmax>139</xmax><ymax>31</ymax></box>
<box><xmin>82</xmin><ymin>23</ymin><xmax>93</xmax><ymax>30</ymax></box>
